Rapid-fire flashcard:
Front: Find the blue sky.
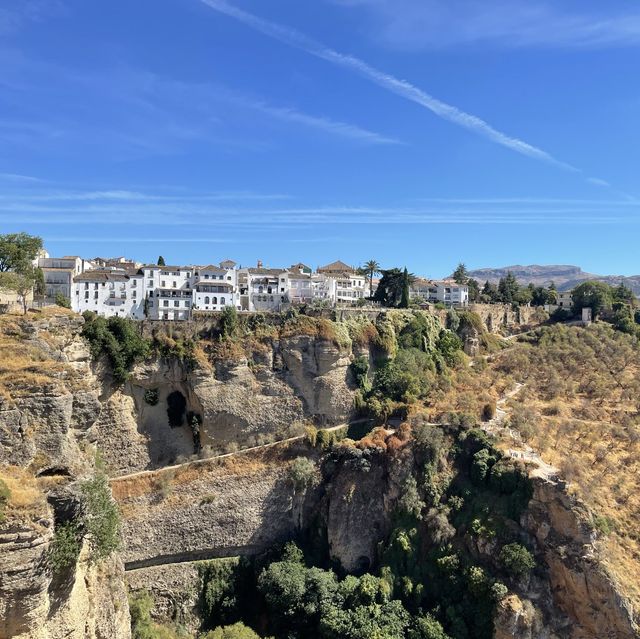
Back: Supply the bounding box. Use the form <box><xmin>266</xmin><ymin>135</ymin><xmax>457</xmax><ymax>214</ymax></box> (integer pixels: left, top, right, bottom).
<box><xmin>1</xmin><ymin>0</ymin><xmax>639</xmax><ymax>277</ymax></box>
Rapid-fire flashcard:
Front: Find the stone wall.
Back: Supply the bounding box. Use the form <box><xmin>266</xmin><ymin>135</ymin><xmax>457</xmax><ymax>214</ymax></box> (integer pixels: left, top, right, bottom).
<box><xmin>111</xmin><ymin>441</ymin><xmax>310</xmax><ymax>568</ymax></box>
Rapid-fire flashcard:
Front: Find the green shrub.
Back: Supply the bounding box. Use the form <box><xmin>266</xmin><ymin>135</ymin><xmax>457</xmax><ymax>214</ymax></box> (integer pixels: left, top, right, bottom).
<box><xmin>594</xmin><ymin>515</ymin><xmax>616</xmax><ymax>536</ymax></box>
<box><xmin>499</xmin><ymin>543</ymin><xmax>535</xmax><ymax>579</ymax></box>
<box><xmin>0</xmin><ymin>479</ymin><xmax>9</xmax><ymax>523</ymax></box>
<box><xmin>289</xmin><ymin>457</ymin><xmax>317</xmax><ymax>490</ymax></box>
<box><xmin>55</xmin><ymin>292</ymin><xmax>71</xmax><ymax>308</ymax></box>
<box><xmin>202</xmin><ymin>622</ymin><xmax>261</xmax><ymax>639</ymax></box>
<box><xmin>49</xmin><ymin>520</ymin><xmax>82</xmax><ymax>571</ymax></box>
<box><xmin>199</xmin><ymin>558</ymin><xmax>248</xmax><ymax>629</ymax></box>
<box><xmin>82</xmin><ymin>315</ymin><xmax>150</xmax><ymax>383</ymax></box>
<box><xmin>80</xmin><ymin>472</ymin><xmax>121</xmax><ymax>562</ymax></box>
<box><xmin>143</xmin><ymin>388</ymin><xmax>159</xmax><ymax>406</ymax></box>
<box><xmin>350</xmin><ymin>356</ymin><xmax>370</xmax><ymax>391</ymax></box>
<box><xmin>481</xmin><ymin>402</ymin><xmax>496</xmax><ymax>421</ymax></box>
<box><xmin>220</xmin><ymin>306</ymin><xmax>239</xmax><ymax>339</ymax></box>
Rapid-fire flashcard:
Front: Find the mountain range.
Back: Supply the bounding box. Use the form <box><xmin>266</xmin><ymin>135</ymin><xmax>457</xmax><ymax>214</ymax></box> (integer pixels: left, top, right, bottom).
<box><xmin>466</xmin><ymin>264</ymin><xmax>640</xmax><ymax>294</ymax></box>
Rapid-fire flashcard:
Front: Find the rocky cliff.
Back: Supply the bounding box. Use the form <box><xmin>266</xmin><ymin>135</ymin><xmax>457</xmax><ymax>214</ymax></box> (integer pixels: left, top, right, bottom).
<box><xmin>0</xmin><ymin>311</ymin><xmax>130</xmax><ymax>639</ymax></box>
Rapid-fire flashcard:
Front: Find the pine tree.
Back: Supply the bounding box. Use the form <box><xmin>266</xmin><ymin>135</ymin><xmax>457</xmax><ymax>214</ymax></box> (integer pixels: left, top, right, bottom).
<box><xmin>157</xmin><ymin>256</ymin><xmax>166</xmax><ymax>266</ymax></box>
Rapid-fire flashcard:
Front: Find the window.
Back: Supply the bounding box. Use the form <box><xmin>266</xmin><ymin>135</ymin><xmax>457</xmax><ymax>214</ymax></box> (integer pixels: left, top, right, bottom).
<box><xmin>161</xmin><ymin>281</ymin><xmax>166</xmax><ymax>287</ymax></box>
<box><xmin>131</xmin><ymin>280</ymin><xmax>137</xmax><ymax>287</ymax></box>
<box><xmin>185</xmin><ymin>300</ymin><xmax>190</xmax><ymax>307</ymax></box>
<box><xmin>132</xmin><ymin>290</ymin><xmax>137</xmax><ymax>298</ymax></box>
<box><xmin>212</xmin><ymin>297</ymin><xmax>218</xmax><ymax>304</ymax></box>
<box><xmin>149</xmin><ymin>301</ymin><xmax>154</xmax><ymax>307</ymax></box>
<box><xmin>220</xmin><ymin>297</ymin><xmax>225</xmax><ymax>305</ymax></box>
<box><xmin>94</xmin><ymin>292</ymin><xmax>98</xmax><ymax>299</ymax></box>
<box><xmin>148</xmin><ymin>280</ymin><xmax>153</xmax><ymax>287</ymax></box>
<box><xmin>163</xmin><ymin>300</ymin><xmax>169</xmax><ymax>307</ymax></box>
<box><xmin>204</xmin><ymin>296</ymin><xmax>210</xmax><ymax>304</ymax></box>
<box><xmin>258</xmin><ymin>286</ymin><xmax>263</xmax><ymax>293</ymax></box>
<box><xmin>172</xmin><ymin>281</ymin><xmax>177</xmax><ymax>288</ymax></box>
<box><xmin>174</xmin><ymin>300</ymin><xmax>179</xmax><ymax>307</ymax></box>
<box><xmin>267</xmin><ymin>286</ymin><xmax>272</xmax><ymax>294</ymax></box>
<box><xmin>85</xmin><ymin>292</ymin><xmax>89</xmax><ymax>299</ymax></box>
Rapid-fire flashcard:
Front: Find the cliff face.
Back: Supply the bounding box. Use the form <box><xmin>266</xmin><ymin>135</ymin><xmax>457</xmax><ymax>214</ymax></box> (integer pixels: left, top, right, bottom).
<box><xmin>520</xmin><ymin>478</ymin><xmax>638</xmax><ymax>639</ymax></box>
<box><xmin>94</xmin><ymin>332</ymin><xmax>356</xmax><ymax>477</ymax></box>
<box><xmin>0</xmin><ymin>312</ymin><xmax>130</xmax><ymax>639</ymax></box>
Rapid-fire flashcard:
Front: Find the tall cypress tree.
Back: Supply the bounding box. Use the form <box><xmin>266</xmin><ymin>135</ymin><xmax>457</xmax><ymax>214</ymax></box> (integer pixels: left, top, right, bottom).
<box><xmin>157</xmin><ymin>256</ymin><xmax>166</xmax><ymax>266</ymax></box>
<box><xmin>400</xmin><ymin>267</ymin><xmax>410</xmax><ymax>308</ymax></box>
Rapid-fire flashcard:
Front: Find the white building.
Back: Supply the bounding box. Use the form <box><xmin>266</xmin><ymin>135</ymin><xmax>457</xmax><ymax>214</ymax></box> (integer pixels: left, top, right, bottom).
<box><xmin>410</xmin><ymin>278</ymin><xmax>469</xmax><ymax>307</ymax></box>
<box><xmin>238</xmin><ymin>267</ymin><xmax>287</xmax><ymax>311</ymax></box>
<box><xmin>73</xmin><ymin>269</ymin><xmax>143</xmax><ymax>318</ymax></box>
<box><xmin>192</xmin><ymin>265</ymin><xmax>239</xmax><ymax>312</ymax></box>
<box><xmin>39</xmin><ymin>256</ymin><xmax>94</xmax><ymax>301</ymax></box>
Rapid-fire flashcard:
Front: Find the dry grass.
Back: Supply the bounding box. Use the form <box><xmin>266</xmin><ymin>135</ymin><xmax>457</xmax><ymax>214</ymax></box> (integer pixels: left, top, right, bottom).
<box><xmin>0</xmin><ymin>466</ymin><xmax>47</xmax><ymax>520</ymax></box>
<box><xmin>0</xmin><ymin>312</ymin><xmax>85</xmax><ymax>400</ymax></box>
<box><xmin>489</xmin><ymin>323</ymin><xmax>640</xmax><ymax>611</ymax></box>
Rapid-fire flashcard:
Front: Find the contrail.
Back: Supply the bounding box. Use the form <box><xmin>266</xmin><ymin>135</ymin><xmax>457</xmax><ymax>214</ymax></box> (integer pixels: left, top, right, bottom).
<box><xmin>198</xmin><ymin>0</ymin><xmax>578</xmax><ymax>171</ymax></box>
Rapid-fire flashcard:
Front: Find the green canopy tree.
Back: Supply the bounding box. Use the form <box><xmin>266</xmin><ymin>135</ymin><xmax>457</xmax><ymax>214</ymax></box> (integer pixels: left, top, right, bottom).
<box><xmin>452</xmin><ymin>262</ymin><xmax>469</xmax><ymax>285</ymax></box>
<box><xmin>497</xmin><ymin>272</ymin><xmax>520</xmax><ymax>304</ymax></box>
<box><xmin>0</xmin><ymin>232</ymin><xmax>43</xmax><ymax>273</ymax></box>
<box><xmin>374</xmin><ymin>268</ymin><xmax>416</xmax><ymax>307</ymax></box>
<box><xmin>571</xmin><ymin>280</ymin><xmax>613</xmax><ymax>318</ymax></box>
<box><xmin>467</xmin><ymin>278</ymin><xmax>480</xmax><ymax>302</ymax></box>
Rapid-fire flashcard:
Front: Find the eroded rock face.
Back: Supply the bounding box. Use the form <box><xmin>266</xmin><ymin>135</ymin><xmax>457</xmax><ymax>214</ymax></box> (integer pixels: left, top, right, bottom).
<box><xmin>0</xmin><ymin>314</ymin><xmax>130</xmax><ymax>639</ymax></box>
<box><xmin>523</xmin><ymin>479</ymin><xmax>638</xmax><ymax>639</ymax></box>
<box><xmin>95</xmin><ymin>334</ymin><xmax>356</xmax><ymax>475</ymax></box>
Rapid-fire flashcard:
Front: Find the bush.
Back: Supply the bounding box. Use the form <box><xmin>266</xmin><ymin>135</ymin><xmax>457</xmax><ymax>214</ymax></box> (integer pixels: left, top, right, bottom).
<box><xmin>49</xmin><ymin>520</ymin><xmax>82</xmax><ymax>571</ymax></box>
<box><xmin>594</xmin><ymin>515</ymin><xmax>616</xmax><ymax>536</ymax></box>
<box><xmin>0</xmin><ymin>479</ymin><xmax>9</xmax><ymax>523</ymax></box>
<box><xmin>350</xmin><ymin>356</ymin><xmax>370</xmax><ymax>391</ymax></box>
<box><xmin>82</xmin><ymin>315</ymin><xmax>150</xmax><ymax>383</ymax></box>
<box><xmin>499</xmin><ymin>543</ymin><xmax>535</xmax><ymax>579</ymax></box>
<box><xmin>202</xmin><ymin>623</ymin><xmax>261</xmax><ymax>639</ymax></box>
<box><xmin>481</xmin><ymin>402</ymin><xmax>496</xmax><ymax>421</ymax></box>
<box><xmin>143</xmin><ymin>388</ymin><xmax>159</xmax><ymax>406</ymax></box>
<box><xmin>80</xmin><ymin>472</ymin><xmax>121</xmax><ymax>563</ymax></box>
<box><xmin>289</xmin><ymin>457</ymin><xmax>316</xmax><ymax>490</ymax></box>
<box><xmin>199</xmin><ymin>558</ymin><xmax>248</xmax><ymax>628</ymax></box>
<box><xmin>55</xmin><ymin>292</ymin><xmax>71</xmax><ymax>308</ymax></box>
<box><xmin>220</xmin><ymin>306</ymin><xmax>239</xmax><ymax>339</ymax></box>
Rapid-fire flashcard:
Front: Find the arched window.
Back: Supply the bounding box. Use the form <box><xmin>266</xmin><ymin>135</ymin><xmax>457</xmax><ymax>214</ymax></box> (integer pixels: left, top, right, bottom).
<box><xmin>220</xmin><ymin>297</ymin><xmax>225</xmax><ymax>305</ymax></box>
<box><xmin>258</xmin><ymin>285</ymin><xmax>263</xmax><ymax>293</ymax></box>
<box><xmin>204</xmin><ymin>296</ymin><xmax>210</xmax><ymax>304</ymax></box>
<box><xmin>212</xmin><ymin>297</ymin><xmax>218</xmax><ymax>304</ymax></box>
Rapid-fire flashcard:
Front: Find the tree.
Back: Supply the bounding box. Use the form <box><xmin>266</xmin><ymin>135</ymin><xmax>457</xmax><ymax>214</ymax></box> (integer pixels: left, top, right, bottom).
<box><xmin>480</xmin><ymin>280</ymin><xmax>499</xmax><ymax>303</ymax></box>
<box><xmin>498</xmin><ymin>272</ymin><xmax>519</xmax><ymax>304</ymax></box>
<box><xmin>0</xmin><ymin>232</ymin><xmax>43</xmax><ymax>273</ymax></box>
<box><xmin>362</xmin><ymin>260</ymin><xmax>380</xmax><ymax>298</ymax></box>
<box><xmin>203</xmin><ymin>623</ymin><xmax>261</xmax><ymax>639</ymax></box>
<box><xmin>0</xmin><ymin>270</ymin><xmax>35</xmax><ymax>313</ymax></box>
<box><xmin>55</xmin><ymin>292</ymin><xmax>71</xmax><ymax>308</ymax></box>
<box><xmin>374</xmin><ymin>268</ymin><xmax>415</xmax><ymax>307</ymax></box>
<box><xmin>157</xmin><ymin>256</ymin><xmax>166</xmax><ymax>266</ymax></box>
<box><xmin>452</xmin><ymin>263</ymin><xmax>469</xmax><ymax>285</ymax></box>
<box><xmin>400</xmin><ymin>267</ymin><xmax>410</xmax><ymax>308</ymax></box>
<box><xmin>571</xmin><ymin>281</ymin><xmax>613</xmax><ymax>318</ymax></box>
<box><xmin>612</xmin><ymin>282</ymin><xmax>634</xmax><ymax>305</ymax></box>
<box><xmin>467</xmin><ymin>278</ymin><xmax>480</xmax><ymax>302</ymax></box>
<box><xmin>499</xmin><ymin>543</ymin><xmax>535</xmax><ymax>579</ymax></box>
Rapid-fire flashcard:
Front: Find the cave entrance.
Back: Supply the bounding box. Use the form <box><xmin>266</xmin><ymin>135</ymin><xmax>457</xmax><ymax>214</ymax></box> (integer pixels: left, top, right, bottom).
<box><xmin>166</xmin><ymin>390</ymin><xmax>187</xmax><ymax>428</ymax></box>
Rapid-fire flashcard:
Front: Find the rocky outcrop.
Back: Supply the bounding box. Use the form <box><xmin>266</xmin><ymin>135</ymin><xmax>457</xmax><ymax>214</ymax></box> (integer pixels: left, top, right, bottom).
<box><xmin>0</xmin><ymin>313</ymin><xmax>130</xmax><ymax>639</ymax></box>
<box><xmin>95</xmin><ymin>334</ymin><xmax>356</xmax><ymax>476</ymax></box>
<box><xmin>522</xmin><ymin>478</ymin><xmax>638</xmax><ymax>639</ymax></box>
<box><xmin>0</xmin><ymin>500</ymin><xmax>130</xmax><ymax>639</ymax></box>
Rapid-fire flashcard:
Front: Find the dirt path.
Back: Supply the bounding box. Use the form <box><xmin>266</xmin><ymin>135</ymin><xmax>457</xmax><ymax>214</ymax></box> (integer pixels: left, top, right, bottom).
<box><xmin>110</xmin><ymin>420</ymin><xmax>367</xmax><ymax>485</ymax></box>
<box><xmin>482</xmin><ymin>381</ymin><xmax>559</xmax><ymax>482</ymax></box>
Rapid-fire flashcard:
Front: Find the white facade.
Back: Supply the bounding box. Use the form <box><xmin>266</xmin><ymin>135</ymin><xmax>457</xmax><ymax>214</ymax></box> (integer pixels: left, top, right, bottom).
<box><xmin>410</xmin><ymin>279</ymin><xmax>469</xmax><ymax>306</ymax></box>
<box><xmin>39</xmin><ymin>256</ymin><xmax>94</xmax><ymax>301</ymax></box>
<box><xmin>73</xmin><ymin>270</ymin><xmax>143</xmax><ymax>318</ymax></box>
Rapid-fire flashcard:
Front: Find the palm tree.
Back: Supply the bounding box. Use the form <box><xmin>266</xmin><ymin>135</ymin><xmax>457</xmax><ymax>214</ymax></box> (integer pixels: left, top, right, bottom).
<box><xmin>363</xmin><ymin>260</ymin><xmax>380</xmax><ymax>298</ymax></box>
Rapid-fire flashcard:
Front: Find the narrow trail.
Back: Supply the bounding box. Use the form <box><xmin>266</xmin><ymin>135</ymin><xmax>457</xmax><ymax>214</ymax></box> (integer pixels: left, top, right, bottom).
<box><xmin>482</xmin><ymin>381</ymin><xmax>559</xmax><ymax>482</ymax></box>
<box><xmin>111</xmin><ymin>420</ymin><xmax>369</xmax><ymax>485</ymax></box>
<box><xmin>125</xmin><ymin>545</ymin><xmax>264</xmax><ymax>572</ymax></box>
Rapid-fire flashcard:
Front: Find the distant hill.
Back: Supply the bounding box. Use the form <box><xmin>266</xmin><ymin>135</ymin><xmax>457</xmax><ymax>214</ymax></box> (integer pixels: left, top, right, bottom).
<box><xmin>466</xmin><ymin>264</ymin><xmax>640</xmax><ymax>294</ymax></box>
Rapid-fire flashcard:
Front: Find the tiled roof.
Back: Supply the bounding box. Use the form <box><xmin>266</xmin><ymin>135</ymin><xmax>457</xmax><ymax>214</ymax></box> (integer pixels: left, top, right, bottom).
<box><xmin>247</xmin><ymin>268</ymin><xmax>283</xmax><ymax>276</ymax></box>
<box><xmin>318</xmin><ymin>260</ymin><xmax>353</xmax><ymax>272</ymax></box>
<box><xmin>196</xmin><ymin>265</ymin><xmax>227</xmax><ymax>273</ymax></box>
<box><xmin>74</xmin><ymin>271</ymin><xmax>128</xmax><ymax>283</ymax></box>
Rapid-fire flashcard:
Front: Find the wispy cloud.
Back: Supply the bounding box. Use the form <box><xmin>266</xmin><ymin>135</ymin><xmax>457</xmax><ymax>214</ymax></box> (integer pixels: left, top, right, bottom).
<box><xmin>0</xmin><ymin>172</ymin><xmax>43</xmax><ymax>183</ymax></box>
<box><xmin>198</xmin><ymin>0</ymin><xmax>577</xmax><ymax>170</ymax></box>
<box><xmin>0</xmin><ymin>0</ymin><xmax>64</xmax><ymax>35</ymax></box>
<box><xmin>245</xmin><ymin>101</ymin><xmax>401</xmax><ymax>145</ymax></box>
<box><xmin>1</xmin><ymin>187</ymin><xmax>639</xmax><ymax>227</ymax></box>
<box><xmin>330</xmin><ymin>0</ymin><xmax>640</xmax><ymax>50</ymax></box>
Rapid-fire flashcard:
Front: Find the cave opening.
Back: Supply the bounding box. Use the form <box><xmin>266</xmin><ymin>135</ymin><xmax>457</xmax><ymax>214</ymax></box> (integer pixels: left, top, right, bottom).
<box><xmin>166</xmin><ymin>390</ymin><xmax>187</xmax><ymax>428</ymax></box>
